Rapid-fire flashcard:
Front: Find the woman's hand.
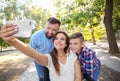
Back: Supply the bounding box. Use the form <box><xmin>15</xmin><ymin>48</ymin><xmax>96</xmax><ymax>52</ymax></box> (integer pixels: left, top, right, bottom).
<box><xmin>0</xmin><ymin>24</ymin><xmax>18</xmax><ymax>43</ymax></box>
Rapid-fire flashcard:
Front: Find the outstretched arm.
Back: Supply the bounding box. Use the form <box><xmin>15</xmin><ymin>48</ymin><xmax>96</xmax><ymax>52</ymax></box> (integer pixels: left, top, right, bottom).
<box><xmin>0</xmin><ymin>24</ymin><xmax>48</xmax><ymax>66</ymax></box>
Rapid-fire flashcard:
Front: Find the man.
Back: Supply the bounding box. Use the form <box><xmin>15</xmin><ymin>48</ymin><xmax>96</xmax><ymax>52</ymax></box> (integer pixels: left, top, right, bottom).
<box><xmin>30</xmin><ymin>17</ymin><xmax>61</xmax><ymax>81</ymax></box>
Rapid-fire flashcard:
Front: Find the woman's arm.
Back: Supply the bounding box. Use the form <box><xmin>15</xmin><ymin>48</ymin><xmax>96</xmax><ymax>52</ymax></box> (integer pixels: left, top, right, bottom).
<box><xmin>11</xmin><ymin>39</ymin><xmax>48</xmax><ymax>66</ymax></box>
<box><xmin>0</xmin><ymin>24</ymin><xmax>48</xmax><ymax>66</ymax></box>
<box><xmin>74</xmin><ymin>59</ymin><xmax>82</xmax><ymax>81</ymax></box>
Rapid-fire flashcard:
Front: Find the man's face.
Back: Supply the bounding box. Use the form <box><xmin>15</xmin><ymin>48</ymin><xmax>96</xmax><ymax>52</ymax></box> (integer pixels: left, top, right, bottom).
<box><xmin>45</xmin><ymin>22</ymin><xmax>59</xmax><ymax>39</ymax></box>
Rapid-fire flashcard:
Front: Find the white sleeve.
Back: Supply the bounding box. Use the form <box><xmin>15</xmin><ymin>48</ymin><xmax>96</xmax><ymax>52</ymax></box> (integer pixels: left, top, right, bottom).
<box><xmin>69</xmin><ymin>52</ymin><xmax>77</xmax><ymax>62</ymax></box>
<box><xmin>73</xmin><ymin>53</ymin><xmax>77</xmax><ymax>61</ymax></box>
<box><xmin>45</xmin><ymin>54</ymin><xmax>52</xmax><ymax>69</ymax></box>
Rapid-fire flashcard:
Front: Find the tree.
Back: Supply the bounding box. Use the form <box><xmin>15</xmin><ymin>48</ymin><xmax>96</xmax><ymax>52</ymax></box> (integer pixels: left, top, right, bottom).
<box><xmin>104</xmin><ymin>0</ymin><xmax>120</xmax><ymax>54</ymax></box>
<box><xmin>54</xmin><ymin>0</ymin><xmax>105</xmax><ymax>44</ymax></box>
<box><xmin>113</xmin><ymin>0</ymin><xmax>120</xmax><ymax>32</ymax></box>
<box><xmin>0</xmin><ymin>0</ymin><xmax>51</xmax><ymax>51</ymax></box>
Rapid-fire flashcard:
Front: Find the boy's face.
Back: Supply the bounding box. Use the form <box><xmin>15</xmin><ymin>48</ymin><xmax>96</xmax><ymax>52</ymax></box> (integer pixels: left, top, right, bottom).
<box><xmin>69</xmin><ymin>38</ymin><xmax>84</xmax><ymax>54</ymax></box>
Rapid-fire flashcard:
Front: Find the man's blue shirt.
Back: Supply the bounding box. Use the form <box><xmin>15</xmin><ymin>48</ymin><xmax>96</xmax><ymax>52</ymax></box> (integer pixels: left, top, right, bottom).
<box><xmin>30</xmin><ymin>29</ymin><xmax>54</xmax><ymax>77</ymax></box>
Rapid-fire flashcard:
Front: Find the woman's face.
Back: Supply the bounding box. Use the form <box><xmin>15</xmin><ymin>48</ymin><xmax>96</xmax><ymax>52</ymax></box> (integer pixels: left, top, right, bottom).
<box><xmin>54</xmin><ymin>33</ymin><xmax>67</xmax><ymax>50</ymax></box>
<box><xmin>69</xmin><ymin>38</ymin><xmax>83</xmax><ymax>54</ymax></box>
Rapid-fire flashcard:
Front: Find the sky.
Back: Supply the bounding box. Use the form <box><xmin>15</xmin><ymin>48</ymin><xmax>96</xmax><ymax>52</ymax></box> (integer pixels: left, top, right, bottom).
<box><xmin>32</xmin><ymin>0</ymin><xmax>56</xmax><ymax>12</ymax></box>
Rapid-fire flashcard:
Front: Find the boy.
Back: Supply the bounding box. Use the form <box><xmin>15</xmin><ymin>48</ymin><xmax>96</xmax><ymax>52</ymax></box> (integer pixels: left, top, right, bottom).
<box><xmin>69</xmin><ymin>32</ymin><xmax>101</xmax><ymax>81</ymax></box>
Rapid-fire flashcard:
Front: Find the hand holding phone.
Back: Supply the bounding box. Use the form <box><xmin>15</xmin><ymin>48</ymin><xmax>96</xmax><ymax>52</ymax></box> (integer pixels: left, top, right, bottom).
<box><xmin>6</xmin><ymin>20</ymin><xmax>36</xmax><ymax>38</ymax></box>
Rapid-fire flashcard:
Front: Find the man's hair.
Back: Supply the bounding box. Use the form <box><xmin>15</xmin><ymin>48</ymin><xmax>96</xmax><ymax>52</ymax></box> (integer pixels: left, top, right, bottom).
<box><xmin>47</xmin><ymin>17</ymin><xmax>61</xmax><ymax>26</ymax></box>
<box><xmin>69</xmin><ymin>32</ymin><xmax>84</xmax><ymax>42</ymax></box>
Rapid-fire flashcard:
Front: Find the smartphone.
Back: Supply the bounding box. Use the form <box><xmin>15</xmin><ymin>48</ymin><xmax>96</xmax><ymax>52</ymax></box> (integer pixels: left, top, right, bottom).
<box><xmin>6</xmin><ymin>20</ymin><xmax>36</xmax><ymax>38</ymax></box>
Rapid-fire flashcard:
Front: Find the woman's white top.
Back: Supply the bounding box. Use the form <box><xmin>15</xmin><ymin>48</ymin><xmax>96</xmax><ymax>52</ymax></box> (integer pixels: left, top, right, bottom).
<box><xmin>46</xmin><ymin>52</ymin><xmax>77</xmax><ymax>81</ymax></box>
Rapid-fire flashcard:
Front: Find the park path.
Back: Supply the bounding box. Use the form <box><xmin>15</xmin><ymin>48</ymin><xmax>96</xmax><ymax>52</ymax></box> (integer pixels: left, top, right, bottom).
<box><xmin>16</xmin><ymin>42</ymin><xmax>120</xmax><ymax>81</ymax></box>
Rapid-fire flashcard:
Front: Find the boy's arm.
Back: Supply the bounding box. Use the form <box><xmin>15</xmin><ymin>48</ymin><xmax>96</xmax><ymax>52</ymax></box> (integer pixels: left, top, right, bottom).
<box><xmin>85</xmin><ymin>50</ymin><xmax>97</xmax><ymax>78</ymax></box>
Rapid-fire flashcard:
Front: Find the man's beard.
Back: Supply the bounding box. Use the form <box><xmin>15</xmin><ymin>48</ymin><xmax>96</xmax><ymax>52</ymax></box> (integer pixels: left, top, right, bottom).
<box><xmin>45</xmin><ymin>33</ymin><xmax>53</xmax><ymax>39</ymax></box>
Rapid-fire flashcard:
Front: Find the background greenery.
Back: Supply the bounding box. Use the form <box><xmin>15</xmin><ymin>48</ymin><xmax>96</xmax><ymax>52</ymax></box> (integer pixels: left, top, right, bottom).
<box><xmin>0</xmin><ymin>0</ymin><xmax>120</xmax><ymax>54</ymax></box>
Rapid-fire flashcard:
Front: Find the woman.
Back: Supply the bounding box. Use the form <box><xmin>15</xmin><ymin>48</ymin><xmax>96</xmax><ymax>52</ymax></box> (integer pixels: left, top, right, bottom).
<box><xmin>0</xmin><ymin>24</ymin><xmax>81</xmax><ymax>81</ymax></box>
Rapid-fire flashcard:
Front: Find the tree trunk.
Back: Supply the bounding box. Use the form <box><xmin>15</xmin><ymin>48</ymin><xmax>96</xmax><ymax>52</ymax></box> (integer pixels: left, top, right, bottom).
<box><xmin>0</xmin><ymin>46</ymin><xmax>2</xmax><ymax>52</ymax></box>
<box><xmin>104</xmin><ymin>0</ymin><xmax>120</xmax><ymax>54</ymax></box>
<box><xmin>91</xmin><ymin>29</ymin><xmax>96</xmax><ymax>45</ymax></box>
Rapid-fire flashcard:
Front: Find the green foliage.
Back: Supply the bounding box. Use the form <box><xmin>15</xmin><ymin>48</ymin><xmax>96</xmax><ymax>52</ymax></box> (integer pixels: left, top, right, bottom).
<box><xmin>67</xmin><ymin>25</ymin><xmax>106</xmax><ymax>41</ymax></box>
<box><xmin>18</xmin><ymin>38</ymin><xmax>30</xmax><ymax>44</ymax></box>
<box><xmin>0</xmin><ymin>0</ymin><xmax>52</xmax><ymax>50</ymax></box>
<box><xmin>24</xmin><ymin>7</ymin><xmax>50</xmax><ymax>32</ymax></box>
<box><xmin>113</xmin><ymin>17</ymin><xmax>120</xmax><ymax>32</ymax></box>
<box><xmin>54</xmin><ymin>0</ymin><xmax>105</xmax><ymax>42</ymax></box>
<box><xmin>0</xmin><ymin>38</ymin><xmax>10</xmax><ymax>51</ymax></box>
<box><xmin>113</xmin><ymin>0</ymin><xmax>120</xmax><ymax>32</ymax></box>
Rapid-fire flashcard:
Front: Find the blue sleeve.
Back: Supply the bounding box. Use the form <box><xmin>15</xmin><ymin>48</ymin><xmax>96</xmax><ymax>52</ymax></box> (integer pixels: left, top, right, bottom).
<box><xmin>30</xmin><ymin>31</ymin><xmax>40</xmax><ymax>49</ymax></box>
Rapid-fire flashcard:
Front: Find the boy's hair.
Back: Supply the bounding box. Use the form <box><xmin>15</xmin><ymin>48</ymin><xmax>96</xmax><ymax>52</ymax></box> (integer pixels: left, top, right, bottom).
<box><xmin>69</xmin><ymin>32</ymin><xmax>84</xmax><ymax>42</ymax></box>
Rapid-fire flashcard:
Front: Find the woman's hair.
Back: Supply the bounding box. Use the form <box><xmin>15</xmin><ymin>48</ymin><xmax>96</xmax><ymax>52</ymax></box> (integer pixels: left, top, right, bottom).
<box><xmin>50</xmin><ymin>31</ymin><xmax>69</xmax><ymax>75</ymax></box>
<box><xmin>69</xmin><ymin>32</ymin><xmax>84</xmax><ymax>42</ymax></box>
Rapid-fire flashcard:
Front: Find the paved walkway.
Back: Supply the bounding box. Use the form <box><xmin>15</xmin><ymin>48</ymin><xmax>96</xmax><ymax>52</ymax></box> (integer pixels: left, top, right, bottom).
<box><xmin>17</xmin><ymin>42</ymin><xmax>120</xmax><ymax>81</ymax></box>
<box><xmin>17</xmin><ymin>62</ymin><xmax>38</xmax><ymax>81</ymax></box>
